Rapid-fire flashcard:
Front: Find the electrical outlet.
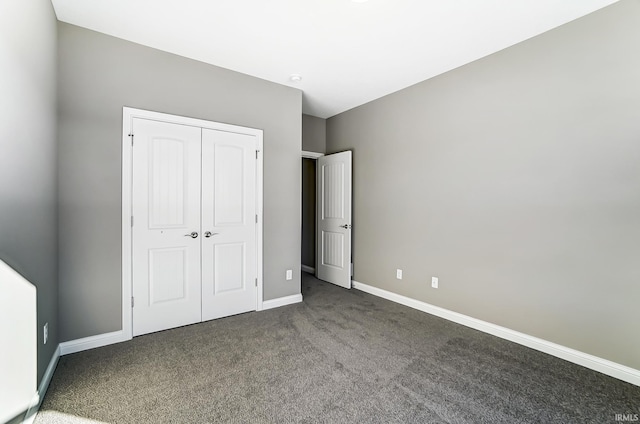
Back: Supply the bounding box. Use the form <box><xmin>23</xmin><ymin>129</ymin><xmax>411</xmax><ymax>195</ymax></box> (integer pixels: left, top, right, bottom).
<box><xmin>44</xmin><ymin>322</ymin><xmax>48</xmax><ymax>345</ymax></box>
<box><xmin>286</xmin><ymin>269</ymin><xmax>293</xmax><ymax>280</ymax></box>
<box><xmin>396</xmin><ymin>269</ymin><xmax>403</xmax><ymax>280</ymax></box>
<box><xmin>431</xmin><ymin>277</ymin><xmax>439</xmax><ymax>289</ymax></box>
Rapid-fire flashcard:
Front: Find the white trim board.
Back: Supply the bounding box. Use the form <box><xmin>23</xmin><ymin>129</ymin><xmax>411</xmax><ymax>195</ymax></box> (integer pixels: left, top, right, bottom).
<box><xmin>23</xmin><ymin>344</ymin><xmax>60</xmax><ymax>424</ymax></box>
<box><xmin>59</xmin><ymin>330</ymin><xmax>128</xmax><ymax>356</ymax></box>
<box><xmin>352</xmin><ymin>280</ymin><xmax>640</xmax><ymax>387</ymax></box>
<box><xmin>262</xmin><ymin>294</ymin><xmax>303</xmax><ymax>311</ymax></box>
<box><xmin>301</xmin><ymin>151</ymin><xmax>324</xmax><ymax>159</ymax></box>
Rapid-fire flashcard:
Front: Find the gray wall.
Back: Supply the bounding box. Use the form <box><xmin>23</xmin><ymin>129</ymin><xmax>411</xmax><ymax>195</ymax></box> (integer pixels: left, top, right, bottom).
<box><xmin>327</xmin><ymin>0</ymin><xmax>640</xmax><ymax>370</ymax></box>
<box><xmin>0</xmin><ymin>0</ymin><xmax>58</xmax><ymax>384</ymax></box>
<box><xmin>302</xmin><ymin>114</ymin><xmax>326</xmax><ymax>153</ymax></box>
<box><xmin>301</xmin><ymin>159</ymin><xmax>316</xmax><ymax>268</ymax></box>
<box><xmin>58</xmin><ymin>23</ymin><xmax>302</xmax><ymax>342</ymax></box>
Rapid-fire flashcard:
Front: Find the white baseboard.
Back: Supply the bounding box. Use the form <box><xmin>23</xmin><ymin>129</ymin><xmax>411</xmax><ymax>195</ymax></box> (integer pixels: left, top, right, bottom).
<box><xmin>301</xmin><ymin>265</ymin><xmax>315</xmax><ymax>274</ymax></box>
<box><xmin>262</xmin><ymin>294</ymin><xmax>303</xmax><ymax>311</ymax></box>
<box><xmin>352</xmin><ymin>280</ymin><xmax>640</xmax><ymax>387</ymax></box>
<box><xmin>57</xmin><ymin>294</ymin><xmax>305</xmax><ymax>355</ymax></box>
<box><xmin>23</xmin><ymin>344</ymin><xmax>60</xmax><ymax>424</ymax></box>
<box><xmin>59</xmin><ymin>330</ymin><xmax>128</xmax><ymax>356</ymax></box>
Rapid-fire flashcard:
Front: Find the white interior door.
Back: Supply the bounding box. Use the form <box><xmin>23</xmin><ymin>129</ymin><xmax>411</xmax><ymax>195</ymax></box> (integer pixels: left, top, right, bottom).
<box><xmin>316</xmin><ymin>151</ymin><xmax>352</xmax><ymax>289</ymax></box>
<box><xmin>201</xmin><ymin>129</ymin><xmax>258</xmax><ymax>320</ymax></box>
<box><xmin>132</xmin><ymin>118</ymin><xmax>203</xmax><ymax>336</ymax></box>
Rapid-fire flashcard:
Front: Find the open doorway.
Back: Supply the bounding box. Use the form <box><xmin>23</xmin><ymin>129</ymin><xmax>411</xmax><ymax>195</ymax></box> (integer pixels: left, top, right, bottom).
<box><xmin>301</xmin><ymin>150</ymin><xmax>353</xmax><ymax>289</ymax></box>
<box><xmin>301</xmin><ymin>153</ymin><xmax>322</xmax><ymax>274</ymax></box>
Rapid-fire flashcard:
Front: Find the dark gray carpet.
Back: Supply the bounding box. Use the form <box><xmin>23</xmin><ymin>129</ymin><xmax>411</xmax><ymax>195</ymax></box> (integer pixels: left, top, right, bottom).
<box><xmin>36</xmin><ymin>273</ymin><xmax>639</xmax><ymax>423</ymax></box>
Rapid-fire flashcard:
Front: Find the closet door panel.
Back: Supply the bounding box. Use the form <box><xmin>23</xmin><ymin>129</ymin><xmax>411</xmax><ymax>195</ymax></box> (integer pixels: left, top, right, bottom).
<box><xmin>132</xmin><ymin>119</ymin><xmax>202</xmax><ymax>336</ymax></box>
<box><xmin>201</xmin><ymin>129</ymin><xmax>257</xmax><ymax>321</ymax></box>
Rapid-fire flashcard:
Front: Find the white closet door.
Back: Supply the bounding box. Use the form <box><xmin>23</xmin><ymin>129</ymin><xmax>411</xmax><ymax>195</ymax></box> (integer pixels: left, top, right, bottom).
<box><xmin>132</xmin><ymin>118</ymin><xmax>202</xmax><ymax>336</ymax></box>
<box><xmin>201</xmin><ymin>129</ymin><xmax>258</xmax><ymax>321</ymax></box>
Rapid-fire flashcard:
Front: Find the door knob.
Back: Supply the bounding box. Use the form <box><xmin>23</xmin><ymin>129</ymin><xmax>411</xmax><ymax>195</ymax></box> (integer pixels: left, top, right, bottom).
<box><xmin>184</xmin><ymin>232</ymin><xmax>198</xmax><ymax>238</ymax></box>
<box><xmin>204</xmin><ymin>231</ymin><xmax>219</xmax><ymax>238</ymax></box>
<box><xmin>339</xmin><ymin>224</ymin><xmax>352</xmax><ymax>229</ymax></box>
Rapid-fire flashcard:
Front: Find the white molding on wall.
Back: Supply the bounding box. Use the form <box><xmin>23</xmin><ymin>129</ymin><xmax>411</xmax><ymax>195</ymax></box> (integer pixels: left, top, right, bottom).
<box><xmin>352</xmin><ymin>280</ymin><xmax>640</xmax><ymax>387</ymax></box>
<box><xmin>301</xmin><ymin>150</ymin><xmax>324</xmax><ymax>159</ymax></box>
<box><xmin>262</xmin><ymin>294</ymin><xmax>303</xmax><ymax>311</ymax></box>
<box><xmin>301</xmin><ymin>265</ymin><xmax>315</xmax><ymax>274</ymax></box>
<box><xmin>121</xmin><ymin>109</ymin><xmax>134</xmax><ymax>342</ymax></box>
<box><xmin>23</xmin><ymin>344</ymin><xmax>60</xmax><ymax>424</ymax></box>
<box><xmin>59</xmin><ymin>330</ymin><xmax>127</xmax><ymax>356</ymax></box>
<box><xmin>55</xmin><ymin>293</ymin><xmax>302</xmax><ymax>357</ymax></box>
<box><xmin>256</xmin><ymin>145</ymin><xmax>264</xmax><ymax>312</ymax></box>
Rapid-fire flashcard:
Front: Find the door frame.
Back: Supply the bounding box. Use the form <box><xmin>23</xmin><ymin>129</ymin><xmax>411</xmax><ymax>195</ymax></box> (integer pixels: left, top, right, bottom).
<box><xmin>300</xmin><ymin>150</ymin><xmax>354</xmax><ymax>284</ymax></box>
<box><xmin>302</xmin><ymin>151</ymin><xmax>324</xmax><ymax>160</ymax></box>
<box><xmin>122</xmin><ymin>107</ymin><xmax>264</xmax><ymax>340</ymax></box>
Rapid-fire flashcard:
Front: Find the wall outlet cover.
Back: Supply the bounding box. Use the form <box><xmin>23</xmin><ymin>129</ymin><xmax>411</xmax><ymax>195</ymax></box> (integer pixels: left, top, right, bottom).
<box><xmin>396</xmin><ymin>269</ymin><xmax>403</xmax><ymax>279</ymax></box>
<box><xmin>431</xmin><ymin>277</ymin><xmax>438</xmax><ymax>289</ymax></box>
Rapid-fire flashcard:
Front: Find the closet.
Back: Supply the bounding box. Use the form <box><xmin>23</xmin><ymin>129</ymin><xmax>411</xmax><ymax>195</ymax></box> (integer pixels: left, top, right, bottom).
<box><xmin>129</xmin><ymin>113</ymin><xmax>261</xmax><ymax>336</ymax></box>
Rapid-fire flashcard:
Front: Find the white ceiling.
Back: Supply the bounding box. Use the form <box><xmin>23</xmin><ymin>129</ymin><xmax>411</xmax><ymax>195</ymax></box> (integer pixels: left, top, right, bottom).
<box><xmin>51</xmin><ymin>0</ymin><xmax>618</xmax><ymax>118</ymax></box>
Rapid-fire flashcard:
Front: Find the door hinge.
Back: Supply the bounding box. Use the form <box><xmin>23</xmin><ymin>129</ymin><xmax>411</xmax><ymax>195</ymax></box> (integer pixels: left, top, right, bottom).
<box><xmin>129</xmin><ymin>134</ymin><xmax>134</xmax><ymax>146</ymax></box>
<box><xmin>256</xmin><ymin>150</ymin><xmax>260</xmax><ymax>159</ymax></box>
<box><xmin>131</xmin><ymin>297</ymin><xmax>134</xmax><ymax>307</ymax></box>
<box><xmin>255</xmin><ymin>214</ymin><xmax>258</xmax><ymax>223</ymax></box>
<box><xmin>255</xmin><ymin>278</ymin><xmax>258</xmax><ymax>287</ymax></box>
<box><xmin>131</xmin><ymin>216</ymin><xmax>134</xmax><ymax>227</ymax></box>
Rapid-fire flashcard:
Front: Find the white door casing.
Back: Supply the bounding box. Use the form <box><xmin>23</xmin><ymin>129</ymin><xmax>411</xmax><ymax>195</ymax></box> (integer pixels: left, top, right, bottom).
<box><xmin>132</xmin><ymin>118</ymin><xmax>203</xmax><ymax>336</ymax></box>
<box><xmin>316</xmin><ymin>151</ymin><xmax>352</xmax><ymax>289</ymax></box>
<box><xmin>124</xmin><ymin>107</ymin><xmax>264</xmax><ymax>339</ymax></box>
<box><xmin>201</xmin><ymin>129</ymin><xmax>257</xmax><ymax>321</ymax></box>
